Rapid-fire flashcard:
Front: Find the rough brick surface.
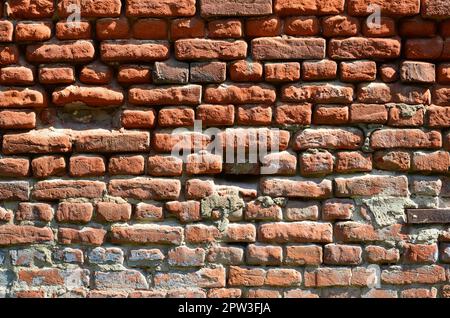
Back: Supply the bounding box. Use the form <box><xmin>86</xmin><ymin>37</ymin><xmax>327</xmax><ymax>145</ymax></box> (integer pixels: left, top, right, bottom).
<box><xmin>0</xmin><ymin>0</ymin><xmax>449</xmax><ymax>299</ymax></box>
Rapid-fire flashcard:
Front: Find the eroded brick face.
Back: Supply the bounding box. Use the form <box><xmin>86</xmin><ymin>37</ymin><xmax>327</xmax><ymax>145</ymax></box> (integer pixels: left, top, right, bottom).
<box><xmin>0</xmin><ymin>0</ymin><xmax>449</xmax><ymax>299</ymax></box>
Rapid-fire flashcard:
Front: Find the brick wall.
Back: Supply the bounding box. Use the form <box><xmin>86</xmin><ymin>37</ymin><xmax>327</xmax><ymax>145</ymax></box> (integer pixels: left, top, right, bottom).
<box><xmin>0</xmin><ymin>0</ymin><xmax>449</xmax><ymax>299</ymax></box>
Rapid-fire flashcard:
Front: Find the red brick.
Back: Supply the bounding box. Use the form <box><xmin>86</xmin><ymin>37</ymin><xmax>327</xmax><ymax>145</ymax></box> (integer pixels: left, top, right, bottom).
<box><xmin>121</xmin><ymin>109</ymin><xmax>155</xmax><ymax>129</ymax></box>
<box><xmin>400</xmin><ymin>18</ymin><xmax>437</xmax><ymax>38</ymax></box>
<box><xmin>388</xmin><ymin>106</ymin><xmax>425</xmax><ymax>127</ymax></box>
<box><xmin>134</xmin><ymin>203</ymin><xmax>163</xmax><ymax>221</ymax></box>
<box><xmin>405</xmin><ymin>37</ymin><xmax>444</xmax><ymax>60</ymax></box>
<box><xmin>322</xmin><ymin>199</ymin><xmax>354</xmax><ymax>221</ymax></box>
<box><xmin>185</xmin><ymin>179</ymin><xmax>214</xmax><ymax>200</ymax></box>
<box><xmin>223</xmin><ymin>224</ymin><xmax>256</xmax><ymax>243</ymax></box>
<box><xmin>265</xmin><ymin>269</ymin><xmax>301</xmax><ymax>287</ymax></box>
<box><xmin>261</xmin><ymin>178</ymin><xmax>332</xmax><ymax>199</ymax></box>
<box><xmin>208</xmin><ymin>20</ymin><xmax>242</xmax><ymax>38</ymax></box>
<box><xmin>58</xmin><ymin>227</ymin><xmax>106</xmax><ymax>245</ymax></box>
<box><xmin>324</xmin><ymin>244</ymin><xmax>362</xmax><ymax>265</ymax></box>
<box><xmin>0</xmin><ymin>181</ymin><xmax>29</xmax><ymax>201</ymax></box>
<box><xmin>275</xmin><ymin>0</ymin><xmax>345</xmax><ymax>16</ymax></box>
<box><xmin>300</xmin><ymin>151</ymin><xmax>334</xmax><ymax>176</ymax></box>
<box><xmin>7</xmin><ymin>0</ymin><xmax>55</xmax><ymax>18</ymax></box>
<box><xmin>422</xmin><ymin>0</ymin><xmax>450</xmax><ymax>18</ymax></box>
<box><xmin>111</xmin><ymin>225</ymin><xmax>183</xmax><ymax>245</ymax></box>
<box><xmin>132</xmin><ymin>19</ymin><xmax>168</xmax><ymax>40</ymax></box>
<box><xmin>52</xmin><ymin>85</ymin><xmax>123</xmax><ymax>107</ymax></box>
<box><xmin>237</xmin><ymin>105</ymin><xmax>272</xmax><ymax>126</ymax></box>
<box><xmin>329</xmin><ymin>38</ymin><xmax>401</xmax><ymax>60</ymax></box>
<box><xmin>294</xmin><ymin>128</ymin><xmax>363</xmax><ymax>151</ymax></box>
<box><xmin>108</xmin><ymin>178</ymin><xmax>181</xmax><ymax>200</ymax></box>
<box><xmin>0</xmin><ymin>158</ymin><xmax>29</xmax><ymax>178</ymax></box>
<box><xmin>285</xmin><ymin>17</ymin><xmax>320</xmax><ymax>36</ymax></box>
<box><xmin>335</xmin><ymin>175</ymin><xmax>408</xmax><ymax>197</ymax></box>
<box><xmin>3</xmin><ymin>132</ymin><xmax>70</xmax><ymax>155</ymax></box>
<box><xmin>246</xmin><ymin>17</ymin><xmax>281</xmax><ymax>37</ymax></box>
<box><xmin>39</xmin><ymin>66</ymin><xmax>75</xmax><ymax>85</ymax></box>
<box><xmin>96</xmin><ymin>202</ymin><xmax>132</xmax><ymax>223</ymax></box>
<box><xmin>171</xmin><ymin>18</ymin><xmax>205</xmax><ymax>40</ymax></box>
<box><xmin>304</xmin><ymin>268</ymin><xmax>351</xmax><ymax>287</ymax></box>
<box><xmin>190</xmin><ymin>62</ymin><xmax>226</xmax><ymax>83</ymax></box>
<box><xmin>259</xmin><ymin>222</ymin><xmax>333</xmax><ymax>243</ymax></box>
<box><xmin>322</xmin><ymin>15</ymin><xmax>359</xmax><ymax>37</ymax></box>
<box><xmin>55</xmin><ymin>21</ymin><xmax>92</xmax><ymax>40</ymax></box>
<box><xmin>16</xmin><ymin>203</ymin><xmax>53</xmax><ymax>222</ymax></box>
<box><xmin>75</xmin><ymin>131</ymin><xmax>149</xmax><ymax>153</ymax></box>
<box><xmin>129</xmin><ymin>85</ymin><xmax>201</xmax><ymax>105</ymax></box>
<box><xmin>31</xmin><ymin>156</ymin><xmax>66</xmax><ymax>178</ymax></box>
<box><xmin>285</xmin><ymin>245</ymin><xmax>323</xmax><ymax>266</ymax></box>
<box><xmin>185</xmin><ymin>225</ymin><xmax>220</xmax><ymax>244</ymax></box>
<box><xmin>0</xmin><ymin>45</ymin><xmax>19</xmax><ymax>66</ymax></box>
<box><xmin>168</xmin><ymin>246</ymin><xmax>205</xmax><ymax>267</ymax></box>
<box><xmin>302</xmin><ymin>60</ymin><xmax>338</xmax><ymax>81</ymax></box>
<box><xmin>0</xmin><ymin>110</ymin><xmax>36</xmax><ymax>129</ymax></box>
<box><xmin>411</xmin><ymin>151</ymin><xmax>450</xmax><ymax>173</ymax></box>
<box><xmin>341</xmin><ymin>61</ymin><xmax>376</xmax><ymax>82</ymax></box>
<box><xmin>230</xmin><ymin>60</ymin><xmax>263</xmax><ymax>82</ymax></box>
<box><xmin>117</xmin><ymin>65</ymin><xmax>151</xmax><ymax>85</ymax></box>
<box><xmin>362</xmin><ymin>17</ymin><xmax>396</xmax><ymax>37</ymax></box>
<box><xmin>0</xmin><ymin>66</ymin><xmax>34</xmax><ymax>86</ymax></box>
<box><xmin>261</xmin><ymin>151</ymin><xmax>297</xmax><ymax>175</ymax></box>
<box><xmin>158</xmin><ymin>107</ymin><xmax>195</xmax><ymax>127</ymax></box>
<box><xmin>69</xmin><ymin>155</ymin><xmax>106</xmax><ymax>177</ymax></box>
<box><xmin>27</xmin><ymin>41</ymin><xmax>95</xmax><ymax>63</ymax></box>
<box><xmin>252</xmin><ymin>37</ymin><xmax>325</xmax><ymax>60</ymax></box>
<box><xmin>56</xmin><ymin>202</ymin><xmax>93</xmax><ymax>224</ymax></box>
<box><xmin>0</xmin><ymin>225</ymin><xmax>53</xmax><ymax>246</ymax></box>
<box><xmin>373</xmin><ymin>151</ymin><xmax>410</xmax><ymax>171</ymax></box>
<box><xmin>196</xmin><ymin>104</ymin><xmax>234</xmax><ymax>126</ymax></box>
<box><xmin>380</xmin><ymin>64</ymin><xmax>398</xmax><ymax>83</ymax></box>
<box><xmin>371</xmin><ymin>129</ymin><xmax>441</xmax><ymax>149</ymax></box>
<box><xmin>201</xmin><ymin>0</ymin><xmax>272</xmax><ymax>17</ymax></box>
<box><xmin>403</xmin><ymin>243</ymin><xmax>438</xmax><ymax>264</ymax></box>
<box><xmin>433</xmin><ymin>86</ymin><xmax>450</xmax><ymax>106</ymax></box>
<box><xmin>126</xmin><ymin>0</ymin><xmax>196</xmax><ymax>17</ymax></box>
<box><xmin>335</xmin><ymin>222</ymin><xmax>404</xmax><ymax>243</ymax></box>
<box><xmin>148</xmin><ymin>155</ymin><xmax>183</xmax><ymax>177</ymax></box>
<box><xmin>313</xmin><ymin>105</ymin><xmax>349</xmax><ymax>125</ymax></box>
<box><xmin>100</xmin><ymin>41</ymin><xmax>169</xmax><ymax>63</ymax></box>
<box><xmin>347</xmin><ymin>0</ymin><xmax>420</xmax><ymax>16</ymax></box>
<box><xmin>207</xmin><ymin>247</ymin><xmax>244</xmax><ymax>265</ymax></box>
<box><xmin>166</xmin><ymin>201</ymin><xmax>201</xmax><ymax>223</ymax></box>
<box><xmin>274</xmin><ymin>103</ymin><xmax>311</xmax><ymax>126</ymax></box>
<box><xmin>228</xmin><ymin>266</ymin><xmax>265</xmax><ymax>287</ymax></box>
<box><xmin>335</xmin><ymin>151</ymin><xmax>372</xmax><ymax>173</ymax></box>
<box><xmin>57</xmin><ymin>0</ymin><xmax>121</xmax><ymax>18</ymax></box>
<box><xmin>265</xmin><ymin>62</ymin><xmax>300</xmax><ymax>82</ymax></box>
<box><xmin>32</xmin><ymin>180</ymin><xmax>106</xmax><ymax>200</ymax></box>
<box><xmin>175</xmin><ymin>39</ymin><xmax>247</xmax><ymax>60</ymax></box>
<box><xmin>96</xmin><ymin>18</ymin><xmax>129</xmax><ymax>40</ymax></box>
<box><xmin>282</xmin><ymin>83</ymin><xmax>353</xmax><ymax>104</ymax></box>
<box><xmin>205</xmin><ymin>84</ymin><xmax>276</xmax><ymax>105</ymax></box>
<box><xmin>365</xmin><ymin>245</ymin><xmax>400</xmax><ymax>264</ymax></box>
<box><xmin>80</xmin><ymin>63</ymin><xmax>113</xmax><ymax>85</ymax></box>
<box><xmin>437</xmin><ymin>64</ymin><xmax>450</xmax><ymax>84</ymax></box>
<box><xmin>15</xmin><ymin>22</ymin><xmax>52</xmax><ymax>42</ymax></box>
<box><xmin>246</xmin><ymin>245</ymin><xmax>282</xmax><ymax>265</ymax></box>
<box><xmin>186</xmin><ymin>152</ymin><xmax>222</xmax><ymax>175</ymax></box>
<box><xmin>381</xmin><ymin>265</ymin><xmax>446</xmax><ymax>285</ymax></box>
<box><xmin>0</xmin><ymin>87</ymin><xmax>47</xmax><ymax>108</ymax></box>
<box><xmin>401</xmin><ymin>288</ymin><xmax>437</xmax><ymax>298</ymax></box>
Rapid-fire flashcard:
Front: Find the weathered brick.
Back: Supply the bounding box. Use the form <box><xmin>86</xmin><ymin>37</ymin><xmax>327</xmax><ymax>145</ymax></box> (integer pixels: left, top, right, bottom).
<box><xmin>0</xmin><ymin>225</ymin><xmax>53</xmax><ymax>246</ymax></box>
<box><xmin>275</xmin><ymin>0</ymin><xmax>345</xmax><ymax>16</ymax></box>
<box><xmin>371</xmin><ymin>129</ymin><xmax>441</xmax><ymax>149</ymax></box>
<box><xmin>201</xmin><ymin>0</ymin><xmax>272</xmax><ymax>17</ymax></box>
<box><xmin>282</xmin><ymin>83</ymin><xmax>354</xmax><ymax>104</ymax></box>
<box><xmin>111</xmin><ymin>225</ymin><xmax>183</xmax><ymax>245</ymax></box>
<box><xmin>75</xmin><ymin>131</ymin><xmax>150</xmax><ymax>153</ymax></box>
<box><xmin>348</xmin><ymin>0</ymin><xmax>420</xmax><ymax>16</ymax></box>
<box><xmin>175</xmin><ymin>39</ymin><xmax>247</xmax><ymax>60</ymax></box>
<box><xmin>58</xmin><ymin>227</ymin><xmax>106</xmax><ymax>246</ymax></box>
<box><xmin>32</xmin><ymin>180</ymin><xmax>106</xmax><ymax>200</ymax></box>
<box><xmin>56</xmin><ymin>202</ymin><xmax>93</xmax><ymax>224</ymax></box>
<box><xmin>335</xmin><ymin>175</ymin><xmax>408</xmax><ymax>197</ymax></box>
<box><xmin>129</xmin><ymin>85</ymin><xmax>201</xmax><ymax>105</ymax></box>
<box><xmin>27</xmin><ymin>41</ymin><xmax>95</xmax><ymax>63</ymax></box>
<box><xmin>126</xmin><ymin>0</ymin><xmax>196</xmax><ymax>17</ymax></box>
<box><xmin>261</xmin><ymin>178</ymin><xmax>332</xmax><ymax>199</ymax></box>
<box><xmin>252</xmin><ymin>37</ymin><xmax>325</xmax><ymax>60</ymax></box>
<box><xmin>259</xmin><ymin>222</ymin><xmax>333</xmax><ymax>243</ymax></box>
<box><xmin>100</xmin><ymin>41</ymin><xmax>169</xmax><ymax>62</ymax></box>
<box><xmin>328</xmin><ymin>38</ymin><xmax>401</xmax><ymax>60</ymax></box>
<box><xmin>108</xmin><ymin>178</ymin><xmax>181</xmax><ymax>200</ymax></box>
